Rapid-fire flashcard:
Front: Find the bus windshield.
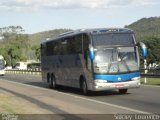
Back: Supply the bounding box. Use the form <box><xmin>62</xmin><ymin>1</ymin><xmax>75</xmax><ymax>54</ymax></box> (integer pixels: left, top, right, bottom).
<box><xmin>94</xmin><ymin>47</ymin><xmax>139</xmax><ymax>74</ymax></box>
<box><xmin>92</xmin><ymin>33</ymin><xmax>134</xmax><ymax>46</ymax></box>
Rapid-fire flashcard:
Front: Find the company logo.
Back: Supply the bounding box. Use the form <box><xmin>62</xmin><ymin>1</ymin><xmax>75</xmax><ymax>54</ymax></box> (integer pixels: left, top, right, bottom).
<box><xmin>111</xmin><ymin>65</ymin><xmax>118</xmax><ymax>72</ymax></box>
<box><xmin>118</xmin><ymin>77</ymin><xmax>122</xmax><ymax>81</ymax></box>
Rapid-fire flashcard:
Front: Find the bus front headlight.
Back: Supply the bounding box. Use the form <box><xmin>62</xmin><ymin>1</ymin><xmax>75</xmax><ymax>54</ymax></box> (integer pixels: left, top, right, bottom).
<box><xmin>94</xmin><ymin>80</ymin><xmax>108</xmax><ymax>87</ymax></box>
<box><xmin>131</xmin><ymin>77</ymin><xmax>140</xmax><ymax>81</ymax></box>
<box><xmin>94</xmin><ymin>80</ymin><xmax>108</xmax><ymax>83</ymax></box>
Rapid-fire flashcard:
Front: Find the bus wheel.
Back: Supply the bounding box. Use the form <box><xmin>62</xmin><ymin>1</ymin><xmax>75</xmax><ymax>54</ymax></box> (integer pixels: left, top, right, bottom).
<box><xmin>48</xmin><ymin>76</ymin><xmax>53</xmax><ymax>88</ymax></box>
<box><xmin>51</xmin><ymin>74</ymin><xmax>56</xmax><ymax>89</ymax></box>
<box><xmin>47</xmin><ymin>74</ymin><xmax>52</xmax><ymax>88</ymax></box>
<box><xmin>81</xmin><ymin>80</ymin><xmax>89</xmax><ymax>95</ymax></box>
<box><xmin>119</xmin><ymin>89</ymin><xmax>128</xmax><ymax>94</ymax></box>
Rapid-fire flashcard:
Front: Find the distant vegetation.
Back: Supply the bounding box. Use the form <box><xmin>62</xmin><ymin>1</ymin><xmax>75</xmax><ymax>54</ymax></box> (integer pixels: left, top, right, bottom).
<box><xmin>126</xmin><ymin>16</ymin><xmax>160</xmax><ymax>65</ymax></box>
<box><xmin>0</xmin><ymin>26</ymin><xmax>70</xmax><ymax>66</ymax></box>
<box><xmin>125</xmin><ymin>17</ymin><xmax>160</xmax><ymax>41</ymax></box>
<box><xmin>29</xmin><ymin>29</ymin><xmax>71</xmax><ymax>45</ymax></box>
<box><xmin>0</xmin><ymin>16</ymin><xmax>160</xmax><ymax>67</ymax></box>
<box><xmin>0</xmin><ymin>26</ymin><xmax>29</xmax><ymax>66</ymax></box>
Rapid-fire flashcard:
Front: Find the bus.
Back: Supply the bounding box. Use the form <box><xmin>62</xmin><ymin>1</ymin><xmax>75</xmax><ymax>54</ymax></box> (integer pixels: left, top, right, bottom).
<box><xmin>41</xmin><ymin>28</ymin><xmax>147</xmax><ymax>95</ymax></box>
<box><xmin>0</xmin><ymin>55</ymin><xmax>6</xmax><ymax>75</ymax></box>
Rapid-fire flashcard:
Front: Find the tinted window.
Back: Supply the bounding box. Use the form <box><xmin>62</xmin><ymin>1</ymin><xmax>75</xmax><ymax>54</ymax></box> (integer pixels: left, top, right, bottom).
<box><xmin>46</xmin><ymin>41</ymin><xmax>54</xmax><ymax>56</ymax></box>
<box><xmin>67</xmin><ymin>34</ymin><xmax>82</xmax><ymax>54</ymax></box>
<box><xmin>45</xmin><ymin>33</ymin><xmax>90</xmax><ymax>56</ymax></box>
<box><xmin>46</xmin><ymin>40</ymin><xmax>61</xmax><ymax>56</ymax></box>
<box><xmin>92</xmin><ymin>33</ymin><xmax>135</xmax><ymax>46</ymax></box>
<box><xmin>83</xmin><ymin>34</ymin><xmax>90</xmax><ymax>53</ymax></box>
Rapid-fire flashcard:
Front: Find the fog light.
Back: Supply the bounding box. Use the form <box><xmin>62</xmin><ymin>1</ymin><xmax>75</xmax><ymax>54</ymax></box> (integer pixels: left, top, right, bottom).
<box><xmin>94</xmin><ymin>80</ymin><xmax>108</xmax><ymax>83</ymax></box>
<box><xmin>132</xmin><ymin>77</ymin><xmax>140</xmax><ymax>81</ymax></box>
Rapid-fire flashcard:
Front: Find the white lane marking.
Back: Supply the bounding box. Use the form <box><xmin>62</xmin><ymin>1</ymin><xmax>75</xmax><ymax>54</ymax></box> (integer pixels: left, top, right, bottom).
<box><xmin>58</xmin><ymin>92</ymin><xmax>150</xmax><ymax>114</ymax></box>
<box><xmin>0</xmin><ymin>79</ymin><xmax>150</xmax><ymax>114</ymax></box>
<box><xmin>142</xmin><ymin>84</ymin><xmax>160</xmax><ymax>88</ymax></box>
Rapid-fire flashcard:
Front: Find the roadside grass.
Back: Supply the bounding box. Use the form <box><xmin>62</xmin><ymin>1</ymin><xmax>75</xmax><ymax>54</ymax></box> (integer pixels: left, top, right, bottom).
<box><xmin>0</xmin><ymin>93</ymin><xmax>29</xmax><ymax>114</ymax></box>
<box><xmin>141</xmin><ymin>77</ymin><xmax>160</xmax><ymax>85</ymax></box>
<box><xmin>0</xmin><ymin>90</ymin><xmax>52</xmax><ymax>114</ymax></box>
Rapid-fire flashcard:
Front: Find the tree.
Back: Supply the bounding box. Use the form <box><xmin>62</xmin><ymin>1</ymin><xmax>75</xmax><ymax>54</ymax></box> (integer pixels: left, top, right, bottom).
<box><xmin>31</xmin><ymin>45</ymin><xmax>40</xmax><ymax>61</ymax></box>
<box><xmin>142</xmin><ymin>36</ymin><xmax>160</xmax><ymax>65</ymax></box>
<box><xmin>0</xmin><ymin>26</ymin><xmax>28</xmax><ymax>66</ymax></box>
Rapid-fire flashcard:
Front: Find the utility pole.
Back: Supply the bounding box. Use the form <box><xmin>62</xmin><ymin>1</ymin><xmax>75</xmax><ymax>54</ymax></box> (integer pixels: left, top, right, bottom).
<box><xmin>144</xmin><ymin>59</ymin><xmax>148</xmax><ymax>84</ymax></box>
<box><xmin>139</xmin><ymin>42</ymin><xmax>148</xmax><ymax>84</ymax></box>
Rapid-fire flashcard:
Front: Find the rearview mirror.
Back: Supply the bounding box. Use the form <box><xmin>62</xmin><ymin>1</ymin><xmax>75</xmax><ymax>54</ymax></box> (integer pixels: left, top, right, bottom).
<box><xmin>139</xmin><ymin>42</ymin><xmax>148</xmax><ymax>58</ymax></box>
<box><xmin>89</xmin><ymin>45</ymin><xmax>95</xmax><ymax>60</ymax></box>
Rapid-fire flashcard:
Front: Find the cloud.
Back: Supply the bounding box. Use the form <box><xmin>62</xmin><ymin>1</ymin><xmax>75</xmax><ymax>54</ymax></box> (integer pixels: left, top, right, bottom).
<box><xmin>0</xmin><ymin>0</ymin><xmax>159</xmax><ymax>11</ymax></box>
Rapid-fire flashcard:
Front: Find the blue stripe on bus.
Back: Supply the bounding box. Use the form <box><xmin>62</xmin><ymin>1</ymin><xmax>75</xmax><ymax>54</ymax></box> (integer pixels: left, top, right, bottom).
<box><xmin>94</xmin><ymin>72</ymin><xmax>140</xmax><ymax>82</ymax></box>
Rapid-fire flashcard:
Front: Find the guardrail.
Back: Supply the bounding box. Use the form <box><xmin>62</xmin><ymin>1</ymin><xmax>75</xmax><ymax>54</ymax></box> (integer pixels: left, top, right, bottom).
<box><xmin>5</xmin><ymin>69</ymin><xmax>160</xmax><ymax>77</ymax></box>
<box><xmin>5</xmin><ymin>69</ymin><xmax>41</xmax><ymax>75</ymax></box>
<box><xmin>141</xmin><ymin>69</ymin><xmax>160</xmax><ymax>77</ymax></box>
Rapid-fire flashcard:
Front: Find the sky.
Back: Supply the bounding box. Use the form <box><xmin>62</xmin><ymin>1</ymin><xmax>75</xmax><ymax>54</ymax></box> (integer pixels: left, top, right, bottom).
<box><xmin>0</xmin><ymin>0</ymin><xmax>160</xmax><ymax>34</ymax></box>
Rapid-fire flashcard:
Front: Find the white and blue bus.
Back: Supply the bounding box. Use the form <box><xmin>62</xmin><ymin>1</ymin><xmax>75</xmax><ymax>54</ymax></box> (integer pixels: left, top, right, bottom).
<box><xmin>41</xmin><ymin>28</ymin><xmax>147</xmax><ymax>94</ymax></box>
<box><xmin>0</xmin><ymin>55</ymin><xmax>6</xmax><ymax>75</ymax></box>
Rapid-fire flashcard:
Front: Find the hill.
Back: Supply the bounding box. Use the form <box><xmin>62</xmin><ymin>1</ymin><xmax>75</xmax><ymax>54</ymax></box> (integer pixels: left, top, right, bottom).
<box><xmin>29</xmin><ymin>17</ymin><xmax>160</xmax><ymax>44</ymax></box>
<box><xmin>125</xmin><ymin>16</ymin><xmax>160</xmax><ymax>41</ymax></box>
<box><xmin>1</xmin><ymin>17</ymin><xmax>160</xmax><ymax>65</ymax></box>
<box><xmin>29</xmin><ymin>29</ymin><xmax>71</xmax><ymax>45</ymax></box>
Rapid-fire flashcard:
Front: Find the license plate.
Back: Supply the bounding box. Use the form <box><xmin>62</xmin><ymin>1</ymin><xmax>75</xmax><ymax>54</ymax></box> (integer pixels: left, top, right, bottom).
<box><xmin>115</xmin><ymin>84</ymin><xmax>124</xmax><ymax>88</ymax></box>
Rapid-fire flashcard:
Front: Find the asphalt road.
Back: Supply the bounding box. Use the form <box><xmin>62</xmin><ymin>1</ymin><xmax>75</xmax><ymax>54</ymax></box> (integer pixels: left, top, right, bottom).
<box><xmin>1</xmin><ymin>73</ymin><xmax>160</xmax><ymax>115</ymax></box>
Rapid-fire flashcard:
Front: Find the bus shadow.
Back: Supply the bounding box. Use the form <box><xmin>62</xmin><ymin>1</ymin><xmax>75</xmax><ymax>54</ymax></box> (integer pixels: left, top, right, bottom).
<box><xmin>25</xmin><ymin>81</ymin><xmax>47</xmax><ymax>88</ymax></box>
<box><xmin>52</xmin><ymin>85</ymin><xmax>131</xmax><ymax>97</ymax></box>
<box><xmin>25</xmin><ymin>82</ymin><xmax>130</xmax><ymax>96</ymax></box>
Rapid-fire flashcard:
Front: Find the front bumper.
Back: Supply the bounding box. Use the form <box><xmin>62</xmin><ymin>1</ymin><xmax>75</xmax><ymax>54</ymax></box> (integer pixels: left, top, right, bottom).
<box><xmin>91</xmin><ymin>80</ymin><xmax>140</xmax><ymax>91</ymax></box>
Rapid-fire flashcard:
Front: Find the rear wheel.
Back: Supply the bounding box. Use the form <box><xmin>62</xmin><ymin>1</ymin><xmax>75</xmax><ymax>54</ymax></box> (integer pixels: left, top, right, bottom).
<box><xmin>48</xmin><ymin>75</ymin><xmax>53</xmax><ymax>88</ymax></box>
<box><xmin>119</xmin><ymin>89</ymin><xmax>128</xmax><ymax>94</ymax></box>
<box><xmin>47</xmin><ymin>74</ymin><xmax>56</xmax><ymax>89</ymax></box>
<box><xmin>47</xmin><ymin>74</ymin><xmax>52</xmax><ymax>88</ymax></box>
<box><xmin>51</xmin><ymin>74</ymin><xmax>56</xmax><ymax>89</ymax></box>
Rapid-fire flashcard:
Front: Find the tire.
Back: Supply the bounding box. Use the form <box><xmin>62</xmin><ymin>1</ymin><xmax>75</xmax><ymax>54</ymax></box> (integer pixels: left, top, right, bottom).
<box><xmin>47</xmin><ymin>74</ymin><xmax>52</xmax><ymax>88</ymax></box>
<box><xmin>81</xmin><ymin>80</ymin><xmax>89</xmax><ymax>95</ymax></box>
<box><xmin>48</xmin><ymin>75</ymin><xmax>53</xmax><ymax>88</ymax></box>
<box><xmin>51</xmin><ymin>74</ymin><xmax>56</xmax><ymax>89</ymax></box>
<box><xmin>119</xmin><ymin>89</ymin><xmax>128</xmax><ymax>94</ymax></box>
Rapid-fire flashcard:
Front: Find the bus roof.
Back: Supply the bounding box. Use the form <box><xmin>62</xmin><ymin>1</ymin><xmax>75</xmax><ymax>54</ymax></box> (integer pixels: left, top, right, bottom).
<box><xmin>41</xmin><ymin>28</ymin><xmax>134</xmax><ymax>44</ymax></box>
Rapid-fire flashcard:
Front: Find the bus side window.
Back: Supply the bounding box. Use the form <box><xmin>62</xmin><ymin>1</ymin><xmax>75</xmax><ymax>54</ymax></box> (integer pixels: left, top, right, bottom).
<box><xmin>83</xmin><ymin>34</ymin><xmax>91</xmax><ymax>70</ymax></box>
<box><xmin>46</xmin><ymin>41</ymin><xmax>53</xmax><ymax>56</ymax></box>
<box><xmin>67</xmin><ymin>35</ymin><xmax>82</xmax><ymax>54</ymax></box>
<box><xmin>54</xmin><ymin>40</ymin><xmax>62</xmax><ymax>55</ymax></box>
<box><xmin>61</xmin><ymin>39</ymin><xmax>68</xmax><ymax>55</ymax></box>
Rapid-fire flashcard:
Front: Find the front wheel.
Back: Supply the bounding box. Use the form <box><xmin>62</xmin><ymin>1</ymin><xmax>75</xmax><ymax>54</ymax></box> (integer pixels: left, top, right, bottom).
<box><xmin>119</xmin><ymin>89</ymin><xmax>128</xmax><ymax>94</ymax></box>
<box><xmin>81</xmin><ymin>80</ymin><xmax>89</xmax><ymax>95</ymax></box>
